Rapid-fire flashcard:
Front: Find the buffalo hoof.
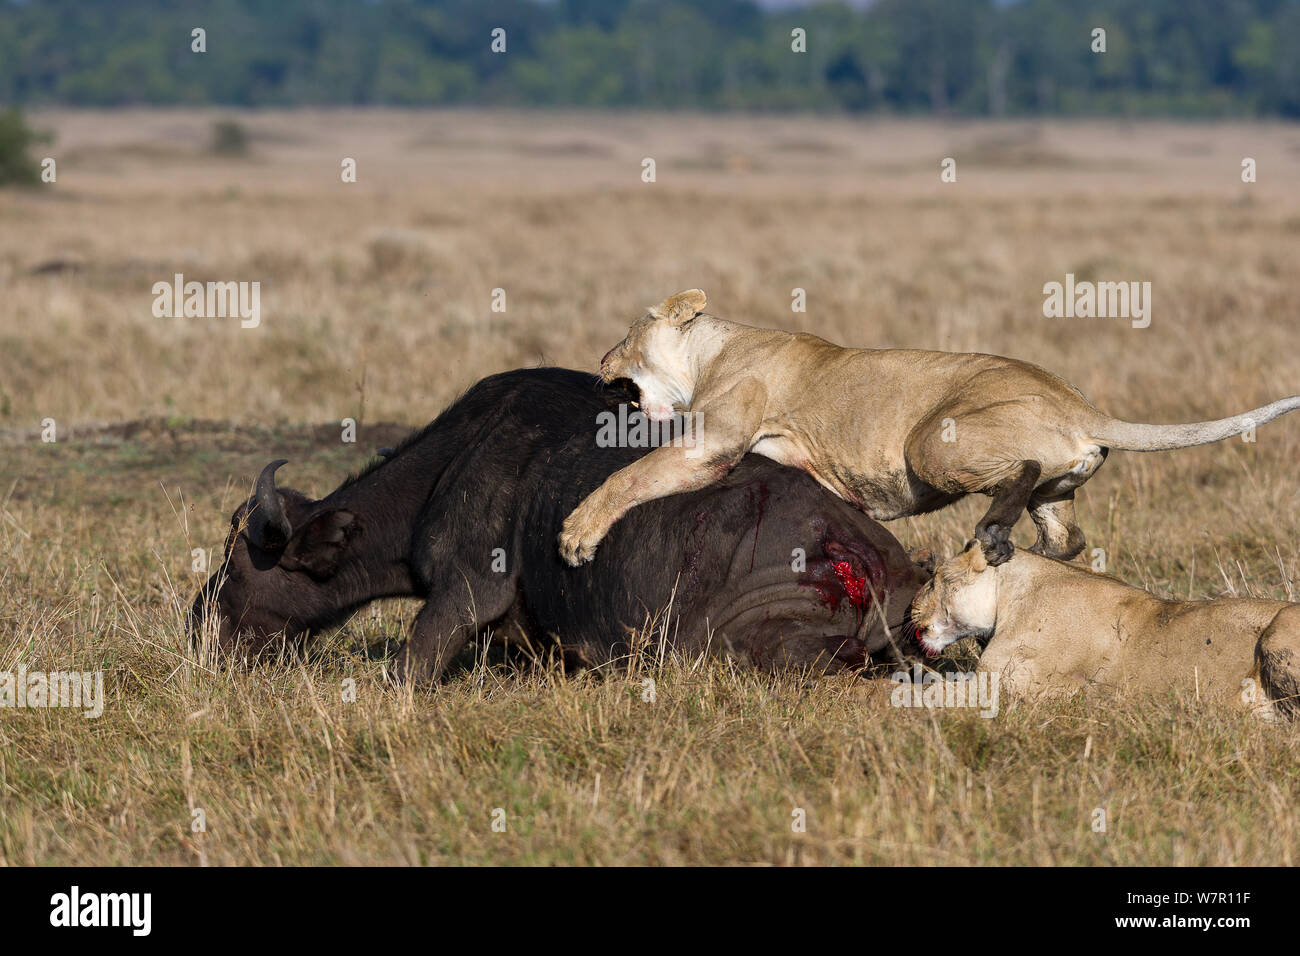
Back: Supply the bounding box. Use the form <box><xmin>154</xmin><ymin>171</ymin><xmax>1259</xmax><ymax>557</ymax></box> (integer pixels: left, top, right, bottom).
<box><xmin>387</xmin><ymin>646</ymin><xmax>442</xmax><ymax>686</ymax></box>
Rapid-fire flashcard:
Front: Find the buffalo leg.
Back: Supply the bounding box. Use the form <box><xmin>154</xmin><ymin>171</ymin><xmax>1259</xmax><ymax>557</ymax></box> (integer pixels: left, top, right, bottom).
<box><xmin>392</xmin><ymin>576</ymin><xmax>516</xmax><ymax>684</ymax></box>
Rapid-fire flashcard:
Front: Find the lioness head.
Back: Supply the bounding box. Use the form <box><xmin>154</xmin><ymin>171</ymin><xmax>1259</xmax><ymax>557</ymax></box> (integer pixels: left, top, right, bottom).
<box><xmin>910</xmin><ymin>540</ymin><xmax>998</xmax><ymax>656</ymax></box>
<box><xmin>599</xmin><ymin>289</ymin><xmax>708</xmax><ymax>422</ymax></box>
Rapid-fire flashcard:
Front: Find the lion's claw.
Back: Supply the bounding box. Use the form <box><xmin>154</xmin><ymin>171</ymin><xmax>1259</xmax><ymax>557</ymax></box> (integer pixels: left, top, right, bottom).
<box><xmin>558</xmin><ymin>528</ymin><xmax>598</xmax><ymax>566</ymax></box>
<box><xmin>558</xmin><ymin>506</ymin><xmax>607</xmax><ymax>566</ymax></box>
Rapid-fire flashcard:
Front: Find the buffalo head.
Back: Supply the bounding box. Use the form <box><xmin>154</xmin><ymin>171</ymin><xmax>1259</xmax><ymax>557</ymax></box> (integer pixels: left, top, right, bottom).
<box><xmin>188</xmin><ymin>459</ymin><xmax>363</xmax><ymax>657</ymax></box>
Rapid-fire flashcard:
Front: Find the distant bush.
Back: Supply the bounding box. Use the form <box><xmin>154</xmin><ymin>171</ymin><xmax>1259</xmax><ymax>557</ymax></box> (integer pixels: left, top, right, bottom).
<box><xmin>210</xmin><ymin>119</ymin><xmax>249</xmax><ymax>156</ymax></box>
<box><xmin>0</xmin><ymin>108</ymin><xmax>42</xmax><ymax>185</ymax></box>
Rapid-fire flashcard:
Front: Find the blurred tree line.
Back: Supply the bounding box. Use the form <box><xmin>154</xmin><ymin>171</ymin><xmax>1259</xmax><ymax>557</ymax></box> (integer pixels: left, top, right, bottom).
<box><xmin>1</xmin><ymin>0</ymin><xmax>1298</xmax><ymax>116</ymax></box>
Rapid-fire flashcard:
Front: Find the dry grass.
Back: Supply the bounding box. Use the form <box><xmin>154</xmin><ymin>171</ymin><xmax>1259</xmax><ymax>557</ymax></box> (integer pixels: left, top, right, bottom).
<box><xmin>2</xmin><ymin>110</ymin><xmax>1299</xmax><ymax>864</ymax></box>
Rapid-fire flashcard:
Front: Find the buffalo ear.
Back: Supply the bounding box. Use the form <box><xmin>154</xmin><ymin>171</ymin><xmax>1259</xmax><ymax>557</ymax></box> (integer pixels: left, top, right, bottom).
<box><xmin>280</xmin><ymin>510</ymin><xmax>357</xmax><ymax>579</ymax></box>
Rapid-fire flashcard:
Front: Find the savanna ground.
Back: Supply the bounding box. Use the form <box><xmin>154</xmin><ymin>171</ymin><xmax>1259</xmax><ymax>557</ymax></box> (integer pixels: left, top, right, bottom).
<box><xmin>2</xmin><ymin>110</ymin><xmax>1299</xmax><ymax>865</ymax></box>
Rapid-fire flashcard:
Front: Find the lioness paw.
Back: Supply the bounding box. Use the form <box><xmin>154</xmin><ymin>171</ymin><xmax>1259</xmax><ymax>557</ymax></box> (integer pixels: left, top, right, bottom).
<box><xmin>558</xmin><ymin>506</ymin><xmax>607</xmax><ymax>566</ymax></box>
<box><xmin>558</xmin><ymin>529</ymin><xmax>599</xmax><ymax>566</ymax></box>
<box><xmin>976</xmin><ymin>527</ymin><xmax>1015</xmax><ymax>567</ymax></box>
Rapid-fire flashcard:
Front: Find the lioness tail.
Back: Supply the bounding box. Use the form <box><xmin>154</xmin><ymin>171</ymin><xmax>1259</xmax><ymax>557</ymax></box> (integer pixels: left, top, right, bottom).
<box><xmin>1090</xmin><ymin>395</ymin><xmax>1300</xmax><ymax>451</ymax></box>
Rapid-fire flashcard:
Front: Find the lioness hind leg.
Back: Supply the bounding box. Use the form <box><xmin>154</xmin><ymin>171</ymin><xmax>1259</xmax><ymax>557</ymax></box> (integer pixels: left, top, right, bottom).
<box><xmin>1257</xmin><ymin>607</ymin><xmax>1300</xmax><ymax>720</ymax></box>
<box><xmin>1027</xmin><ymin>490</ymin><xmax>1087</xmax><ymax>561</ymax></box>
<box><xmin>972</xmin><ymin>460</ymin><xmax>1042</xmax><ymax>567</ymax></box>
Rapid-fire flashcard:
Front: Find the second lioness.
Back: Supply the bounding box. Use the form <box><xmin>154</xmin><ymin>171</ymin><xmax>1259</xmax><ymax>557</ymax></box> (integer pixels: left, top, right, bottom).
<box><xmin>559</xmin><ymin>289</ymin><xmax>1300</xmax><ymax>567</ymax></box>
<box><xmin>910</xmin><ymin>542</ymin><xmax>1300</xmax><ymax>719</ymax></box>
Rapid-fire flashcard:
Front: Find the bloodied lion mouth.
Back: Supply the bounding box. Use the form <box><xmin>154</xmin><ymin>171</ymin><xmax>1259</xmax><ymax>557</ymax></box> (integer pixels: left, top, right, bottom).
<box><xmin>911</xmin><ymin>625</ymin><xmax>942</xmax><ymax>658</ymax></box>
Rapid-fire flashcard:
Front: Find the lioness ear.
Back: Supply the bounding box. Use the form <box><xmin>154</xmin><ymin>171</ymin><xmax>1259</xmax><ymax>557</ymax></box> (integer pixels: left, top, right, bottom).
<box><xmin>280</xmin><ymin>510</ymin><xmax>357</xmax><ymax>579</ymax></box>
<box><xmin>650</xmin><ymin>289</ymin><xmax>707</xmax><ymax>326</ymax></box>
<box><xmin>963</xmin><ymin>539</ymin><xmax>988</xmax><ymax>573</ymax></box>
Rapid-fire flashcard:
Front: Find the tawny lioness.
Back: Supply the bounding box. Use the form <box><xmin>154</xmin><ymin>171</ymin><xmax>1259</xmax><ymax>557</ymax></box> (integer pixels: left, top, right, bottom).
<box><xmin>558</xmin><ymin>289</ymin><xmax>1300</xmax><ymax>567</ymax></box>
<box><xmin>910</xmin><ymin>542</ymin><xmax>1300</xmax><ymax>719</ymax></box>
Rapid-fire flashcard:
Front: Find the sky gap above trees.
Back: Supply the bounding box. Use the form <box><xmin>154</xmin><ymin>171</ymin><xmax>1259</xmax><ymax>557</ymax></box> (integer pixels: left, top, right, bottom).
<box><xmin>1</xmin><ymin>0</ymin><xmax>1298</xmax><ymax>116</ymax></box>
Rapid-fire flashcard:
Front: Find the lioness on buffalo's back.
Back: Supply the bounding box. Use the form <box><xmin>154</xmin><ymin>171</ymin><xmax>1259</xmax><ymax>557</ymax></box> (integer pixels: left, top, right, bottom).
<box><xmin>558</xmin><ymin>289</ymin><xmax>1300</xmax><ymax>568</ymax></box>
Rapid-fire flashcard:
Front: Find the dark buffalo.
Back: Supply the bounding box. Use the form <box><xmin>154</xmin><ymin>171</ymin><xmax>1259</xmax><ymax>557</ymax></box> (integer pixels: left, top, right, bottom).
<box><xmin>190</xmin><ymin>367</ymin><xmax>925</xmax><ymax>681</ymax></box>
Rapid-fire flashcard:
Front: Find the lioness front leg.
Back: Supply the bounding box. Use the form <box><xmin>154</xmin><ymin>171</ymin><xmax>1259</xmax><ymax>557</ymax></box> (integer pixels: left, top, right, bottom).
<box><xmin>558</xmin><ymin>440</ymin><xmax>744</xmax><ymax>566</ymax></box>
<box><xmin>559</xmin><ymin>379</ymin><xmax>765</xmax><ymax>566</ymax></box>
